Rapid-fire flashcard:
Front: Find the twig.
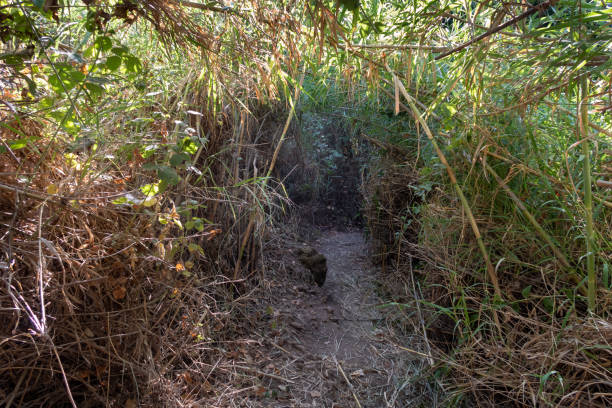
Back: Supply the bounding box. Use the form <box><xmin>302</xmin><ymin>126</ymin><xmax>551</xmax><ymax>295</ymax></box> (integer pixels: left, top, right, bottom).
<box><xmin>361</xmin><ymin>132</ymin><xmax>409</xmax><ymax>156</ymax></box>
<box><xmin>176</xmin><ymin>0</ymin><xmax>243</xmax><ymax>16</ymax></box>
<box><xmin>0</xmin><ymin>182</ymin><xmax>110</xmax><ymax>223</ymax></box>
<box><xmin>379</xmin><ymin>77</ymin><xmax>440</xmax><ymax>120</ymax></box>
<box><xmin>347</xmin><ymin>43</ymin><xmax>448</xmax><ymax>52</ymax></box>
<box><xmin>37</xmin><ymin>202</ymin><xmax>47</xmax><ymax>334</ymax></box>
<box><xmin>49</xmin><ymin>338</ymin><xmax>78</xmax><ymax>408</ymax></box>
<box><xmin>4</xmin><ymin>367</ymin><xmax>28</xmax><ymax>408</ymax></box>
<box><xmin>597</xmin><ymin>180</ymin><xmax>612</xmax><ymax>189</ymax></box>
<box><xmin>435</xmin><ymin>1</ymin><xmax>556</xmax><ymax>60</ymax></box>
<box><xmin>334</xmin><ymin>357</ymin><xmax>362</xmax><ymax>408</ymax></box>
<box><xmin>408</xmin><ymin>261</ymin><xmax>435</xmax><ymax>367</ymax></box>
<box><xmin>229</xmin><ymin>364</ymin><xmax>295</xmax><ymax>383</ymax></box>
<box><xmin>0</xmin><ymin>135</ymin><xmax>21</xmax><ymax>165</ymax></box>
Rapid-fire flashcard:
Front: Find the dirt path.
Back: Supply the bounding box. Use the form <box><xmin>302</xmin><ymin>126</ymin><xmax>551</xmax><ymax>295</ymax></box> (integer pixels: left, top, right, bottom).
<box><xmin>244</xmin><ymin>230</ymin><xmax>434</xmax><ymax>407</ymax></box>
<box><xmin>291</xmin><ymin>231</ymin><xmax>381</xmax><ymax>366</ymax></box>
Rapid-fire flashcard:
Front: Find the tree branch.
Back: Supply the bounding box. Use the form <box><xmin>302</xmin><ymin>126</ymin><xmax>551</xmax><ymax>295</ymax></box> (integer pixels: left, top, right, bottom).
<box><xmin>435</xmin><ymin>1</ymin><xmax>555</xmax><ymax>60</ymax></box>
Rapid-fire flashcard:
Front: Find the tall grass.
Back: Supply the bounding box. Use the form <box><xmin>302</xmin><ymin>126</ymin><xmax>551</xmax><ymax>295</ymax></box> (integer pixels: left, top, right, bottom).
<box><xmin>0</xmin><ymin>2</ymin><xmax>303</xmax><ymax>405</ymax></box>
<box><xmin>294</xmin><ymin>1</ymin><xmax>611</xmax><ymax>405</ymax></box>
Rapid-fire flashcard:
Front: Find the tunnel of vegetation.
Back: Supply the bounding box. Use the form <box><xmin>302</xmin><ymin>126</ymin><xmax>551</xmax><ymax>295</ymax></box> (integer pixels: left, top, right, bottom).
<box><xmin>0</xmin><ymin>1</ymin><xmax>610</xmax><ymax>407</ymax></box>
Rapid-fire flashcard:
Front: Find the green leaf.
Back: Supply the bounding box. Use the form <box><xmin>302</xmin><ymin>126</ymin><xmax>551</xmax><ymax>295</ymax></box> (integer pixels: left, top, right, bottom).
<box><xmin>9</xmin><ymin>139</ymin><xmax>28</xmax><ymax>150</ymax></box>
<box><xmin>94</xmin><ymin>36</ymin><xmax>113</xmax><ymax>52</ymax></box>
<box><xmin>185</xmin><ymin>218</ymin><xmax>205</xmax><ymax>232</ymax></box>
<box><xmin>521</xmin><ymin>285</ymin><xmax>532</xmax><ymax>299</ymax></box>
<box><xmin>83</xmin><ymin>46</ymin><xmax>95</xmax><ymax>59</ymax></box>
<box><xmin>2</xmin><ymin>54</ymin><xmax>24</xmax><ymax>67</ymax></box>
<box><xmin>84</xmin><ymin>81</ymin><xmax>104</xmax><ymax>97</ymax></box>
<box><xmin>111</xmin><ymin>46</ymin><xmax>129</xmax><ymax>56</ymax></box>
<box><xmin>124</xmin><ymin>55</ymin><xmax>142</xmax><ymax>73</ymax></box>
<box><xmin>105</xmin><ymin>55</ymin><xmax>122</xmax><ymax>71</ymax></box>
<box><xmin>170</xmin><ymin>152</ymin><xmax>190</xmax><ymax>167</ymax></box>
<box><xmin>181</xmin><ymin>137</ymin><xmax>199</xmax><ymax>154</ymax></box>
<box><xmin>48</xmin><ymin>66</ymin><xmax>86</xmax><ymax>94</ymax></box>
<box><xmin>157</xmin><ymin>165</ymin><xmax>179</xmax><ymax>186</ymax></box>
<box><xmin>339</xmin><ymin>0</ymin><xmax>359</xmax><ymax>11</ymax></box>
<box><xmin>112</xmin><ymin>197</ymin><xmax>128</xmax><ymax>205</ymax></box>
<box><xmin>542</xmin><ymin>297</ymin><xmax>555</xmax><ymax>314</ymax></box>
<box><xmin>188</xmin><ymin>243</ymin><xmax>205</xmax><ymax>255</ymax></box>
<box><xmin>141</xmin><ymin>182</ymin><xmax>160</xmax><ymax>197</ymax></box>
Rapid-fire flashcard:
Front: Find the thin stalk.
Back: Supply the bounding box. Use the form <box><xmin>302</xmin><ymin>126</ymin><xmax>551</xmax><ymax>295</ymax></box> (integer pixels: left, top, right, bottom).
<box><xmin>483</xmin><ymin>162</ymin><xmax>587</xmax><ymax>296</ymax></box>
<box><xmin>580</xmin><ymin>74</ymin><xmax>596</xmax><ymax>311</ymax></box>
<box><xmin>388</xmin><ymin>67</ymin><xmax>503</xmax><ymax>306</ymax></box>
<box><xmin>577</xmin><ymin>4</ymin><xmax>596</xmax><ymax>312</ymax></box>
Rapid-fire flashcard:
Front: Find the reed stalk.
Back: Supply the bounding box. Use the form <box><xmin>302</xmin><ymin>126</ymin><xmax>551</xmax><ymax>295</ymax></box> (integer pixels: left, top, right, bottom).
<box><xmin>483</xmin><ymin>161</ymin><xmax>587</xmax><ymax>296</ymax></box>
<box><xmin>576</xmin><ymin>6</ymin><xmax>596</xmax><ymax>311</ymax></box>
<box><xmin>387</xmin><ymin>67</ymin><xmax>503</xmax><ymax>325</ymax></box>
<box><xmin>580</xmin><ymin>74</ymin><xmax>596</xmax><ymax>311</ymax></box>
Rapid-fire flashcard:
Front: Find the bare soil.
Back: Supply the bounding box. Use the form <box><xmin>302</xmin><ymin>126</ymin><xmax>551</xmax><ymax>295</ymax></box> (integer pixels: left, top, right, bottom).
<box><xmin>236</xmin><ymin>228</ymin><xmax>436</xmax><ymax>407</ymax></box>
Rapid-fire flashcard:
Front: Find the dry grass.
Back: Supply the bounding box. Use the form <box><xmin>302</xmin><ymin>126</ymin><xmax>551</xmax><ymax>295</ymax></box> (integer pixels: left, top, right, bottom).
<box><xmin>363</xmin><ymin>152</ymin><xmax>612</xmax><ymax>407</ymax></box>
<box><xmin>0</xmin><ymin>98</ymin><xmax>290</xmax><ymax>406</ymax></box>
<box><xmin>0</xmin><ymin>1</ymin><xmax>304</xmax><ymax>403</ymax></box>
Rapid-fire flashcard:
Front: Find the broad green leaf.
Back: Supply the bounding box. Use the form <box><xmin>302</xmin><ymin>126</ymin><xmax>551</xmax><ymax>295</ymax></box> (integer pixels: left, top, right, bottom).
<box><xmin>124</xmin><ymin>55</ymin><xmax>142</xmax><ymax>73</ymax></box>
<box><xmin>181</xmin><ymin>137</ymin><xmax>199</xmax><ymax>154</ymax></box>
<box><xmin>170</xmin><ymin>152</ymin><xmax>190</xmax><ymax>167</ymax></box>
<box><xmin>84</xmin><ymin>81</ymin><xmax>104</xmax><ymax>97</ymax></box>
<box><xmin>105</xmin><ymin>55</ymin><xmax>122</xmax><ymax>71</ymax></box>
<box><xmin>9</xmin><ymin>139</ymin><xmax>28</xmax><ymax>150</ymax></box>
<box><xmin>141</xmin><ymin>182</ymin><xmax>160</xmax><ymax>197</ymax></box>
<box><xmin>94</xmin><ymin>36</ymin><xmax>113</xmax><ymax>52</ymax></box>
<box><xmin>111</xmin><ymin>46</ymin><xmax>129</xmax><ymax>56</ymax></box>
<box><xmin>157</xmin><ymin>166</ymin><xmax>179</xmax><ymax>186</ymax></box>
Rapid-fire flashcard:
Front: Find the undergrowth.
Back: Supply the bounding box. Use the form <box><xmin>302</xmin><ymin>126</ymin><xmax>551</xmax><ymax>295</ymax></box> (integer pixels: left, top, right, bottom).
<box><xmin>301</xmin><ymin>46</ymin><xmax>611</xmax><ymax>404</ymax></box>
<box><xmin>0</xmin><ymin>2</ymin><xmax>297</xmax><ymax>406</ymax></box>
<box><xmin>2</xmin><ymin>1</ymin><xmax>611</xmax><ymax>406</ymax></box>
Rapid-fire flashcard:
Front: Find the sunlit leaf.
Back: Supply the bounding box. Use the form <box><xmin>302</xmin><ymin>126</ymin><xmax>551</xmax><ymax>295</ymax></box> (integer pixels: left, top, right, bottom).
<box><xmin>9</xmin><ymin>139</ymin><xmax>28</xmax><ymax>150</ymax></box>
<box><xmin>94</xmin><ymin>36</ymin><xmax>113</xmax><ymax>52</ymax></box>
<box><xmin>105</xmin><ymin>55</ymin><xmax>122</xmax><ymax>71</ymax></box>
<box><xmin>124</xmin><ymin>55</ymin><xmax>142</xmax><ymax>73</ymax></box>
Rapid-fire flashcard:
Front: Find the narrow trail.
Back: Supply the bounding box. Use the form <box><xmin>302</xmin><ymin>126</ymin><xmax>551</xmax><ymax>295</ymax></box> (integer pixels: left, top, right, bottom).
<box><xmin>294</xmin><ymin>231</ymin><xmax>381</xmax><ymax>366</ymax></box>
<box><xmin>251</xmin><ymin>230</ymin><xmax>432</xmax><ymax>407</ymax></box>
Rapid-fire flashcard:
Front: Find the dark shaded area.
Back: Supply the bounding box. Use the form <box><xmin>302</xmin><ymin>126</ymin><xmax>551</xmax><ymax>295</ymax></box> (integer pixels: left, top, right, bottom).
<box><xmin>275</xmin><ymin>114</ymin><xmax>368</xmax><ymax>230</ymax></box>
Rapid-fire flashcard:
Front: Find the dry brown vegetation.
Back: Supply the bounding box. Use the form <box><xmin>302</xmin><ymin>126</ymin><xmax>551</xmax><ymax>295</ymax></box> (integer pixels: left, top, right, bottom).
<box><xmin>2</xmin><ymin>1</ymin><xmax>611</xmax><ymax>407</ymax></box>
<box><xmin>0</xmin><ymin>100</ymin><xmax>293</xmax><ymax>406</ymax></box>
<box><xmin>364</xmin><ymin>148</ymin><xmax>612</xmax><ymax>407</ymax></box>
<box><xmin>1</xmin><ymin>1</ymin><xmax>305</xmax><ymax>404</ymax></box>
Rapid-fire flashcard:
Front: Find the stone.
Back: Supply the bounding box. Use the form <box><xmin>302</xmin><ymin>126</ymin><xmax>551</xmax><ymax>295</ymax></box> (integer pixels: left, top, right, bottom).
<box><xmin>297</xmin><ymin>246</ymin><xmax>327</xmax><ymax>286</ymax></box>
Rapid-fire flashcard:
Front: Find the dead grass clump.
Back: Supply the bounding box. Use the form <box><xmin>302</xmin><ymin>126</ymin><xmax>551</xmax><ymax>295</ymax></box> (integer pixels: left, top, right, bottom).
<box><xmin>445</xmin><ymin>312</ymin><xmax>612</xmax><ymax>407</ymax></box>
<box><xmin>419</xmin><ymin>193</ymin><xmax>612</xmax><ymax>405</ymax></box>
<box><xmin>0</xmin><ymin>101</ymin><xmax>285</xmax><ymax>406</ymax></box>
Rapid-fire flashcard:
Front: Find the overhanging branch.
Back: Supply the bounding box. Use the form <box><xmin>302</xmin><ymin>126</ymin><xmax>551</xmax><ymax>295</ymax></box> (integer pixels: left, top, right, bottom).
<box><xmin>435</xmin><ymin>1</ymin><xmax>556</xmax><ymax>60</ymax></box>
